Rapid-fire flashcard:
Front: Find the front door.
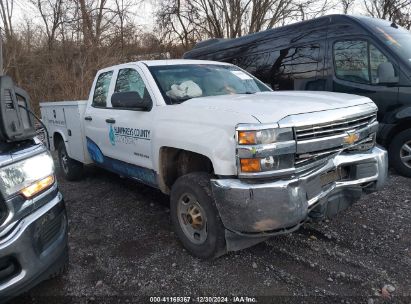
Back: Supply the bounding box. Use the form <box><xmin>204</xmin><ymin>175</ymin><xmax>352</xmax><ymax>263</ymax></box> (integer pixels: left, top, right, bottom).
<box><xmin>328</xmin><ymin>38</ymin><xmax>399</xmax><ymax>122</ymax></box>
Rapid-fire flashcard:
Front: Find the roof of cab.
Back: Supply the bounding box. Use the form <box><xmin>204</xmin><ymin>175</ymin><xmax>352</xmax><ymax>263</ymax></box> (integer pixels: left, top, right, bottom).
<box><xmin>96</xmin><ymin>59</ymin><xmax>232</xmax><ymax>74</ymax></box>
<box><xmin>141</xmin><ymin>59</ymin><xmax>231</xmax><ymax>66</ymax></box>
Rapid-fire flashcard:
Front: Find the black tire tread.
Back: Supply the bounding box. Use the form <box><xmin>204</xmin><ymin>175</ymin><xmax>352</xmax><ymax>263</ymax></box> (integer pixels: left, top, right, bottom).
<box><xmin>57</xmin><ymin>141</ymin><xmax>83</xmax><ymax>181</ymax></box>
<box><xmin>170</xmin><ymin>172</ymin><xmax>226</xmax><ymax>259</ymax></box>
<box><xmin>389</xmin><ymin>129</ymin><xmax>411</xmax><ymax>177</ymax></box>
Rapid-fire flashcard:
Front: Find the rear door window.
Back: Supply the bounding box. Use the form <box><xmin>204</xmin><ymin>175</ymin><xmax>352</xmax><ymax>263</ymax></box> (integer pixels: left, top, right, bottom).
<box><xmin>92</xmin><ymin>71</ymin><xmax>113</xmax><ymax>107</ymax></box>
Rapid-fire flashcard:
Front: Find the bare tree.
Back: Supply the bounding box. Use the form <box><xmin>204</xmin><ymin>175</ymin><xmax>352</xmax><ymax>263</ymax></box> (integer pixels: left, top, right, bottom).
<box><xmin>0</xmin><ymin>0</ymin><xmax>13</xmax><ymax>39</ymax></box>
<box><xmin>364</xmin><ymin>0</ymin><xmax>411</xmax><ymax>28</ymax></box>
<box><xmin>341</xmin><ymin>0</ymin><xmax>355</xmax><ymax>14</ymax></box>
<box><xmin>156</xmin><ymin>0</ymin><xmax>334</xmax><ymax>47</ymax></box>
<box><xmin>113</xmin><ymin>0</ymin><xmax>138</xmax><ymax>56</ymax></box>
<box><xmin>30</xmin><ymin>0</ymin><xmax>65</xmax><ymax>50</ymax></box>
<box><xmin>0</xmin><ymin>0</ymin><xmax>18</xmax><ymax>79</ymax></box>
<box><xmin>157</xmin><ymin>0</ymin><xmax>199</xmax><ymax>48</ymax></box>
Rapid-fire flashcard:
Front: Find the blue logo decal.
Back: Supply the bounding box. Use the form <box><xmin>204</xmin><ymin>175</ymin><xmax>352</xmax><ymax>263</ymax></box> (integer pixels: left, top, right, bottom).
<box><xmin>109</xmin><ymin>124</ymin><xmax>116</xmax><ymax>146</ymax></box>
<box><xmin>86</xmin><ymin>138</ymin><xmax>104</xmax><ymax>164</ymax></box>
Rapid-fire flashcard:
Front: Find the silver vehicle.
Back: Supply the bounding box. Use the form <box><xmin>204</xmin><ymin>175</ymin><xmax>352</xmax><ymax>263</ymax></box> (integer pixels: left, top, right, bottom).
<box><xmin>0</xmin><ymin>75</ymin><xmax>68</xmax><ymax>302</ymax></box>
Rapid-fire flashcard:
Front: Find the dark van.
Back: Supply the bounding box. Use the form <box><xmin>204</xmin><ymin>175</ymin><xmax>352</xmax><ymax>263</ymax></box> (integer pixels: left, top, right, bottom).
<box><xmin>184</xmin><ymin>15</ymin><xmax>411</xmax><ymax>177</ymax></box>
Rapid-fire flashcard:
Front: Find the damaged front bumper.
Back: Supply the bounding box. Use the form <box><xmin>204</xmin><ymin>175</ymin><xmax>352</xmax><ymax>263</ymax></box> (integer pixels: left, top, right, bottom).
<box><xmin>211</xmin><ymin>146</ymin><xmax>387</xmax><ymax>251</ymax></box>
<box><xmin>0</xmin><ymin>187</ymin><xmax>68</xmax><ymax>302</ymax></box>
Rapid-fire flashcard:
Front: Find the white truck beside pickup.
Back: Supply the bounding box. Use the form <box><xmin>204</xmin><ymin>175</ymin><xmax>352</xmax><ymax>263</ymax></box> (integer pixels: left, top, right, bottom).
<box><xmin>40</xmin><ymin>59</ymin><xmax>388</xmax><ymax>258</ymax></box>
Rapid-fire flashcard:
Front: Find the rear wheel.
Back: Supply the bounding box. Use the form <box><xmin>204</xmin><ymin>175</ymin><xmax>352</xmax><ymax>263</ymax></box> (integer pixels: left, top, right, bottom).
<box><xmin>57</xmin><ymin>141</ymin><xmax>83</xmax><ymax>181</ymax></box>
<box><xmin>170</xmin><ymin>172</ymin><xmax>226</xmax><ymax>259</ymax></box>
<box><xmin>389</xmin><ymin>129</ymin><xmax>411</xmax><ymax>177</ymax></box>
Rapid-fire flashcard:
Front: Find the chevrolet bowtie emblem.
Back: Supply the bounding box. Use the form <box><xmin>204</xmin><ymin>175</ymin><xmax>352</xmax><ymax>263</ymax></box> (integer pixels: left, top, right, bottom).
<box><xmin>344</xmin><ymin>133</ymin><xmax>360</xmax><ymax>145</ymax></box>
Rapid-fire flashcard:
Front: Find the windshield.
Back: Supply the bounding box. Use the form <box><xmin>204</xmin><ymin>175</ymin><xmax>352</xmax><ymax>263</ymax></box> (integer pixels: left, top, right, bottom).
<box><xmin>148</xmin><ymin>64</ymin><xmax>271</xmax><ymax>104</ymax></box>
<box><xmin>373</xmin><ymin>25</ymin><xmax>411</xmax><ymax>70</ymax></box>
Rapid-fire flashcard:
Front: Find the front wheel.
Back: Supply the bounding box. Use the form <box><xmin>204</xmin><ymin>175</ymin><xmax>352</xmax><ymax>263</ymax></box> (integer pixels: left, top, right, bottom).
<box><xmin>389</xmin><ymin>129</ymin><xmax>411</xmax><ymax>177</ymax></box>
<box><xmin>170</xmin><ymin>172</ymin><xmax>226</xmax><ymax>259</ymax></box>
<box><xmin>57</xmin><ymin>141</ymin><xmax>83</xmax><ymax>181</ymax></box>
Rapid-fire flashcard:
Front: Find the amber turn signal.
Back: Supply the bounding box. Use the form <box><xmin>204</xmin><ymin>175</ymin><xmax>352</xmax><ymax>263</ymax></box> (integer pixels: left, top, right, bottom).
<box><xmin>240</xmin><ymin>158</ymin><xmax>261</xmax><ymax>172</ymax></box>
<box><xmin>238</xmin><ymin>131</ymin><xmax>256</xmax><ymax>145</ymax></box>
<box><xmin>21</xmin><ymin>175</ymin><xmax>55</xmax><ymax>199</ymax></box>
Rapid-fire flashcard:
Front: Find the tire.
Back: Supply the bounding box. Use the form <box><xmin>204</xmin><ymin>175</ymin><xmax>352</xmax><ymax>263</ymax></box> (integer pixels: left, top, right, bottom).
<box><xmin>57</xmin><ymin>141</ymin><xmax>83</xmax><ymax>181</ymax></box>
<box><xmin>170</xmin><ymin>172</ymin><xmax>226</xmax><ymax>259</ymax></box>
<box><xmin>389</xmin><ymin>129</ymin><xmax>411</xmax><ymax>177</ymax></box>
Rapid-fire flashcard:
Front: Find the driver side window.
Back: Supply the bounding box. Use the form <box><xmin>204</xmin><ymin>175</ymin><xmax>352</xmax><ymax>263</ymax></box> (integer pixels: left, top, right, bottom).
<box><xmin>115</xmin><ymin>68</ymin><xmax>151</xmax><ymax>101</ymax></box>
<box><xmin>333</xmin><ymin>40</ymin><xmax>398</xmax><ymax>85</ymax></box>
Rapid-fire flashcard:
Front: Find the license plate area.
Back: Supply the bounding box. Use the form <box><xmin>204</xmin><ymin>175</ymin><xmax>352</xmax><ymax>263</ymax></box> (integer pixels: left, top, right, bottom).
<box><xmin>320</xmin><ymin>167</ymin><xmax>349</xmax><ymax>187</ymax></box>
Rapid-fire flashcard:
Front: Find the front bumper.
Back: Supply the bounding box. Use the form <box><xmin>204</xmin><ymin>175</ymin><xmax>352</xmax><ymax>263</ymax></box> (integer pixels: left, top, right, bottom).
<box><xmin>211</xmin><ymin>146</ymin><xmax>387</xmax><ymax>250</ymax></box>
<box><xmin>0</xmin><ymin>189</ymin><xmax>68</xmax><ymax>301</ymax></box>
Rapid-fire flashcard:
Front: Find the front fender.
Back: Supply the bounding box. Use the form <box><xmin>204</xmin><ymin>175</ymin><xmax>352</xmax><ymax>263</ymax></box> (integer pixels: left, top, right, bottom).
<box><xmin>153</xmin><ymin>121</ymin><xmax>237</xmax><ymax>176</ymax></box>
<box><xmin>395</xmin><ymin>106</ymin><xmax>411</xmax><ymax>120</ymax></box>
<box><xmin>152</xmin><ymin>104</ymin><xmax>260</xmax><ymax>176</ymax></box>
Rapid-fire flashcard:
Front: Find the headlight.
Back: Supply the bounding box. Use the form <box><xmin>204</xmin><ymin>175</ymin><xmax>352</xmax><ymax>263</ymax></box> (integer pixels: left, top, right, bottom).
<box><xmin>236</xmin><ymin>126</ymin><xmax>296</xmax><ymax>177</ymax></box>
<box><xmin>0</xmin><ymin>152</ymin><xmax>55</xmax><ymax>199</ymax></box>
<box><xmin>240</xmin><ymin>155</ymin><xmax>295</xmax><ymax>173</ymax></box>
<box><xmin>238</xmin><ymin>128</ymin><xmax>293</xmax><ymax>145</ymax></box>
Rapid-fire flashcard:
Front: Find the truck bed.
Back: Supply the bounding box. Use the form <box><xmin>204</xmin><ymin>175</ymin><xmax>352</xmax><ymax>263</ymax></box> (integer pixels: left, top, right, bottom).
<box><xmin>40</xmin><ymin>100</ymin><xmax>92</xmax><ymax>164</ymax></box>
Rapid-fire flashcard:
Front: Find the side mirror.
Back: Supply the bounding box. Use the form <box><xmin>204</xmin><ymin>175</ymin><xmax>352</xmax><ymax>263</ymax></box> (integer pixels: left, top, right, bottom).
<box><xmin>111</xmin><ymin>91</ymin><xmax>152</xmax><ymax>111</ymax></box>
<box><xmin>377</xmin><ymin>62</ymin><xmax>399</xmax><ymax>84</ymax></box>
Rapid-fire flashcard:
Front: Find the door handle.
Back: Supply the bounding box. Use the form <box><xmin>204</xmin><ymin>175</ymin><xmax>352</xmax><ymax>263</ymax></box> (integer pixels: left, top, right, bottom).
<box><xmin>106</xmin><ymin>118</ymin><xmax>116</xmax><ymax>124</ymax></box>
<box><xmin>84</xmin><ymin>116</ymin><xmax>92</xmax><ymax>121</ymax></box>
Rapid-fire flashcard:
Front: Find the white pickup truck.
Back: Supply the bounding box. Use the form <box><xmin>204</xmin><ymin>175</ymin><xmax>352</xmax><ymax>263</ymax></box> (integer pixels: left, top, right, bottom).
<box><xmin>40</xmin><ymin>59</ymin><xmax>388</xmax><ymax>258</ymax></box>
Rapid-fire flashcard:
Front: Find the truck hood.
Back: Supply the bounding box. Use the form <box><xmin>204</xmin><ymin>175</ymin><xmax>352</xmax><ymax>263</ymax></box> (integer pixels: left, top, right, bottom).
<box><xmin>0</xmin><ymin>141</ymin><xmax>45</xmax><ymax>167</ymax></box>
<box><xmin>181</xmin><ymin>91</ymin><xmax>375</xmax><ymax>123</ymax></box>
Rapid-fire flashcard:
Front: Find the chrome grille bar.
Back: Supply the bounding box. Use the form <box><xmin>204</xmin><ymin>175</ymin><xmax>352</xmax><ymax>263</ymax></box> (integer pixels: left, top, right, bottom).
<box><xmin>295</xmin><ymin>113</ymin><xmax>377</xmax><ymax>140</ymax></box>
<box><xmin>294</xmin><ymin>112</ymin><xmax>378</xmax><ymax>170</ymax></box>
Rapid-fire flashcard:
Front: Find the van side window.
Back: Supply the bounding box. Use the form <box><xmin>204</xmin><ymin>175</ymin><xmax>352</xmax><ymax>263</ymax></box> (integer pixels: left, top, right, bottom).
<box><xmin>115</xmin><ymin>68</ymin><xmax>151</xmax><ymax>102</ymax></box>
<box><xmin>334</xmin><ymin>40</ymin><xmax>398</xmax><ymax>85</ymax></box>
<box><xmin>92</xmin><ymin>71</ymin><xmax>113</xmax><ymax>107</ymax></box>
<box><xmin>369</xmin><ymin>44</ymin><xmax>396</xmax><ymax>84</ymax></box>
<box><xmin>269</xmin><ymin>44</ymin><xmax>321</xmax><ymax>90</ymax></box>
<box><xmin>232</xmin><ymin>45</ymin><xmax>321</xmax><ymax>91</ymax></box>
<box><xmin>334</xmin><ymin>41</ymin><xmax>370</xmax><ymax>84</ymax></box>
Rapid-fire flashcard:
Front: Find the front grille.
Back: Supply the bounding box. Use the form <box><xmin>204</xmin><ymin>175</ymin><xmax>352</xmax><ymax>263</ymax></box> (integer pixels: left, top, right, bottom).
<box><xmin>35</xmin><ymin>209</ymin><xmax>65</xmax><ymax>253</ymax></box>
<box><xmin>295</xmin><ymin>146</ymin><xmax>343</xmax><ymax>167</ymax></box>
<box><xmin>294</xmin><ymin>112</ymin><xmax>377</xmax><ymax>170</ymax></box>
<box><xmin>295</xmin><ymin>113</ymin><xmax>377</xmax><ymax>140</ymax></box>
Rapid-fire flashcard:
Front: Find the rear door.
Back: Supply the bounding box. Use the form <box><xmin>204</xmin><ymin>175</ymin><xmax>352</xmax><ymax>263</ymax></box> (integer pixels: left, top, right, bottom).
<box><xmin>85</xmin><ymin>64</ymin><xmax>157</xmax><ymax>186</ymax></box>
<box><xmin>84</xmin><ymin>69</ymin><xmax>115</xmax><ymax>164</ymax></box>
<box><xmin>327</xmin><ymin>37</ymin><xmax>399</xmax><ymax>122</ymax></box>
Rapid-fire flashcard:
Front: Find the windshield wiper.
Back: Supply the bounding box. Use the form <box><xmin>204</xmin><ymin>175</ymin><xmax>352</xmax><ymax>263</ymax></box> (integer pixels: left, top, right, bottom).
<box><xmin>171</xmin><ymin>97</ymin><xmax>192</xmax><ymax>104</ymax></box>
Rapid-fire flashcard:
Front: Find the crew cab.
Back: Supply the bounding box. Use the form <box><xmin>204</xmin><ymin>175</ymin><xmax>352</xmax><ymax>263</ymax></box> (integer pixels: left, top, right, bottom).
<box><xmin>40</xmin><ymin>60</ymin><xmax>388</xmax><ymax>258</ymax></box>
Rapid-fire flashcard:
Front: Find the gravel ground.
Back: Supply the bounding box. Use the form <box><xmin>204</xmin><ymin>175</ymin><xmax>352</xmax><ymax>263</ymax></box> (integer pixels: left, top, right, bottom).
<box><xmin>13</xmin><ymin>162</ymin><xmax>410</xmax><ymax>304</ymax></box>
